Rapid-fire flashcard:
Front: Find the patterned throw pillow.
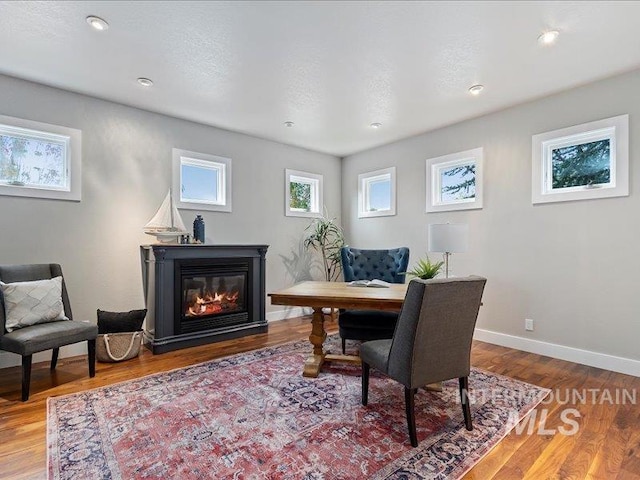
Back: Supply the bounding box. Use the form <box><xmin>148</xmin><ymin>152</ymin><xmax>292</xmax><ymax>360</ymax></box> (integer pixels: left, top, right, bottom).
<box><xmin>0</xmin><ymin>276</ymin><xmax>69</xmax><ymax>332</ymax></box>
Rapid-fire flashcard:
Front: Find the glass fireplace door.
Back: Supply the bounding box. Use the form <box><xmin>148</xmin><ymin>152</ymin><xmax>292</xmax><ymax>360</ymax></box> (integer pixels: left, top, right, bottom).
<box><xmin>183</xmin><ymin>273</ymin><xmax>246</xmax><ymax>318</ymax></box>
<box><xmin>176</xmin><ymin>259</ymin><xmax>252</xmax><ymax>334</ymax></box>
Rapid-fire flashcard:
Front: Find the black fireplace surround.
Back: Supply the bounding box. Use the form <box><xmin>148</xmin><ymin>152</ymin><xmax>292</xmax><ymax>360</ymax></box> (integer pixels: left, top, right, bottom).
<box><xmin>141</xmin><ymin>244</ymin><xmax>268</xmax><ymax>354</ymax></box>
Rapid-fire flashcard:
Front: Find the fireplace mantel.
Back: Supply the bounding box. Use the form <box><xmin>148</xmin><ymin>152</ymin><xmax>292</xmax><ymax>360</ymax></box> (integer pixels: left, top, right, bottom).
<box><xmin>140</xmin><ymin>244</ymin><xmax>269</xmax><ymax>353</ymax></box>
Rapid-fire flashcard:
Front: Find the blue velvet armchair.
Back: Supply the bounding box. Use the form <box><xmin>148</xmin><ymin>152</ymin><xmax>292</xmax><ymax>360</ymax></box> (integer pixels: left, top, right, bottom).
<box><xmin>338</xmin><ymin>247</ymin><xmax>409</xmax><ymax>353</ymax></box>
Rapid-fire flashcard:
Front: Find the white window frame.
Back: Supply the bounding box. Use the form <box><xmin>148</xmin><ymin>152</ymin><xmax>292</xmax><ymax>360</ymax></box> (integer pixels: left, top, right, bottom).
<box><xmin>0</xmin><ymin>114</ymin><xmax>81</xmax><ymax>201</ymax></box>
<box><xmin>532</xmin><ymin>115</ymin><xmax>629</xmax><ymax>204</ymax></box>
<box><xmin>285</xmin><ymin>169</ymin><xmax>323</xmax><ymax>218</ymax></box>
<box><xmin>358</xmin><ymin>166</ymin><xmax>396</xmax><ymax>218</ymax></box>
<box><xmin>426</xmin><ymin>148</ymin><xmax>483</xmax><ymax>212</ymax></box>
<box><xmin>172</xmin><ymin>148</ymin><xmax>232</xmax><ymax>212</ymax></box>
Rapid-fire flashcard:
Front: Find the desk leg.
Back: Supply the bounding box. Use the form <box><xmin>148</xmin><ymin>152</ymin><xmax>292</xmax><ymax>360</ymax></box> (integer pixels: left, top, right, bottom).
<box><xmin>303</xmin><ymin>307</ymin><xmax>327</xmax><ymax>377</ymax></box>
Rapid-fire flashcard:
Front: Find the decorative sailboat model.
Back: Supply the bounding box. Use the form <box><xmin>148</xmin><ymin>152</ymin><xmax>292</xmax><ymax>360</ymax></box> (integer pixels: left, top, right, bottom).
<box><xmin>143</xmin><ymin>190</ymin><xmax>189</xmax><ymax>243</ymax></box>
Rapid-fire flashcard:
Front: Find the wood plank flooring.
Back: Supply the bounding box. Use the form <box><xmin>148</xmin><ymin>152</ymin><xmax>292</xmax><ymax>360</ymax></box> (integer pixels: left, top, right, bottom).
<box><xmin>0</xmin><ymin>316</ymin><xmax>638</xmax><ymax>479</ymax></box>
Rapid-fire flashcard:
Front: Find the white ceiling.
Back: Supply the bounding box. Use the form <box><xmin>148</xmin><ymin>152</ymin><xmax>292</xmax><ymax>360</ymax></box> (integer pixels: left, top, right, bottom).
<box><xmin>1</xmin><ymin>1</ymin><xmax>640</xmax><ymax>157</ymax></box>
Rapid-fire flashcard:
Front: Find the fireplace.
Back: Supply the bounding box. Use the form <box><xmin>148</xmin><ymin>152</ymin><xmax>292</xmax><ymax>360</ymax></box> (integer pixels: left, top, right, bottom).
<box><xmin>141</xmin><ymin>245</ymin><xmax>268</xmax><ymax>353</ymax></box>
<box><xmin>177</xmin><ymin>259</ymin><xmax>250</xmax><ymax>334</ymax></box>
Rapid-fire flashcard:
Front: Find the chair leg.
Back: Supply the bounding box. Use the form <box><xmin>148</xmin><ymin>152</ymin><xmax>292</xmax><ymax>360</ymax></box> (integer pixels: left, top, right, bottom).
<box><xmin>459</xmin><ymin>376</ymin><xmax>473</xmax><ymax>431</ymax></box>
<box><xmin>342</xmin><ymin>338</ymin><xmax>346</xmax><ymax>354</ymax></box>
<box><xmin>361</xmin><ymin>362</ymin><xmax>370</xmax><ymax>406</ymax></box>
<box><xmin>88</xmin><ymin>339</ymin><xmax>96</xmax><ymax>378</ymax></box>
<box><xmin>405</xmin><ymin>387</ymin><xmax>418</xmax><ymax>447</ymax></box>
<box><xmin>21</xmin><ymin>355</ymin><xmax>32</xmax><ymax>402</ymax></box>
<box><xmin>51</xmin><ymin>348</ymin><xmax>59</xmax><ymax>371</ymax></box>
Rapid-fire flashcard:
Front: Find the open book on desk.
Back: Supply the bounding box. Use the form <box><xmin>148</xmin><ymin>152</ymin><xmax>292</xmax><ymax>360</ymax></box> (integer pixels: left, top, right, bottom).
<box><xmin>347</xmin><ymin>279</ymin><xmax>391</xmax><ymax>288</ymax></box>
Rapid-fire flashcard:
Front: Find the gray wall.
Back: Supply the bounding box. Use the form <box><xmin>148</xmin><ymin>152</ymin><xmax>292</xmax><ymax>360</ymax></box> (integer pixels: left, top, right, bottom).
<box><xmin>342</xmin><ymin>69</ymin><xmax>640</xmax><ymax>363</ymax></box>
<box><xmin>0</xmin><ymin>74</ymin><xmax>340</xmax><ymax>367</ymax></box>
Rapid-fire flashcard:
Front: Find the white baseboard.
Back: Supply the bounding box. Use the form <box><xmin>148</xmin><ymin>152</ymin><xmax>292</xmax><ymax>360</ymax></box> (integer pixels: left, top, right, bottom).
<box><xmin>0</xmin><ymin>310</ymin><xmax>311</xmax><ymax>369</ymax></box>
<box><xmin>266</xmin><ymin>306</ymin><xmax>312</xmax><ymax>322</ymax></box>
<box><xmin>4</xmin><ymin>320</ymin><xmax>635</xmax><ymax>378</ymax></box>
<box><xmin>474</xmin><ymin>328</ymin><xmax>640</xmax><ymax>378</ymax></box>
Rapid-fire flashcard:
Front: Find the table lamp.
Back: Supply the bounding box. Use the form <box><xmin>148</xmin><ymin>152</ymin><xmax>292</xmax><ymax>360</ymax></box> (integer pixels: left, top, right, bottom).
<box><xmin>428</xmin><ymin>223</ymin><xmax>468</xmax><ymax>278</ymax></box>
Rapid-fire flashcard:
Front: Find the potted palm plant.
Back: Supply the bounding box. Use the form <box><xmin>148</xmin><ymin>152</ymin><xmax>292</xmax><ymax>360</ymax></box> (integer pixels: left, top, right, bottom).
<box><xmin>304</xmin><ymin>211</ymin><xmax>345</xmax><ymax>321</ymax></box>
<box><xmin>303</xmin><ymin>211</ymin><xmax>345</xmax><ymax>282</ymax></box>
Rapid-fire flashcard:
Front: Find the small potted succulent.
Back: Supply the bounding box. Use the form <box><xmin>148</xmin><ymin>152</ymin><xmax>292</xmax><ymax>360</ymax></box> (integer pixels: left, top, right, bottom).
<box><xmin>406</xmin><ymin>256</ymin><xmax>444</xmax><ymax>279</ymax></box>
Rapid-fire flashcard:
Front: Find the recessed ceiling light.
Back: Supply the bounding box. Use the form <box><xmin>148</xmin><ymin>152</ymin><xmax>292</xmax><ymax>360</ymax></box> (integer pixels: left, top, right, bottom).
<box><xmin>137</xmin><ymin>78</ymin><xmax>154</xmax><ymax>87</ymax></box>
<box><xmin>284</xmin><ymin>121</ymin><xmax>294</xmax><ymax>127</ymax></box>
<box><xmin>538</xmin><ymin>30</ymin><xmax>559</xmax><ymax>45</ymax></box>
<box><xmin>468</xmin><ymin>84</ymin><xmax>484</xmax><ymax>96</ymax></box>
<box><xmin>370</xmin><ymin>122</ymin><xmax>382</xmax><ymax>129</ymax></box>
<box><xmin>86</xmin><ymin>16</ymin><xmax>109</xmax><ymax>31</ymax></box>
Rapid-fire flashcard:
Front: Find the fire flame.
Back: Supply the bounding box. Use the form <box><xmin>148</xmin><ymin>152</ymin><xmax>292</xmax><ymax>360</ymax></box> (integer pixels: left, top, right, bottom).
<box><xmin>186</xmin><ymin>290</ymin><xmax>240</xmax><ymax>317</ymax></box>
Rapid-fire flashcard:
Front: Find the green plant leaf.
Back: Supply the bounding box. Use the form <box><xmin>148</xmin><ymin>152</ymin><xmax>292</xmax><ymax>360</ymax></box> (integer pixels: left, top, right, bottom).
<box><xmin>405</xmin><ymin>255</ymin><xmax>444</xmax><ymax>279</ymax></box>
<box><xmin>303</xmin><ymin>208</ymin><xmax>345</xmax><ymax>281</ymax></box>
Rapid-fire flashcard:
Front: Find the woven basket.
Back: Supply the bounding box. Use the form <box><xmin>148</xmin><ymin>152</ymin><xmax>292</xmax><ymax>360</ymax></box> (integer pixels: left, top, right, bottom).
<box><xmin>96</xmin><ymin>331</ymin><xmax>143</xmax><ymax>363</ymax></box>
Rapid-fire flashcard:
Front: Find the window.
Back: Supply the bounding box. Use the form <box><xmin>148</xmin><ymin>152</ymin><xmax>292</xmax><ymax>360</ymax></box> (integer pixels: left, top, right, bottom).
<box><xmin>172</xmin><ymin>149</ymin><xmax>232</xmax><ymax>212</ymax></box>
<box><xmin>426</xmin><ymin>148</ymin><xmax>483</xmax><ymax>212</ymax></box>
<box><xmin>532</xmin><ymin>115</ymin><xmax>629</xmax><ymax>204</ymax></box>
<box><xmin>285</xmin><ymin>169</ymin><xmax>323</xmax><ymax>217</ymax></box>
<box><xmin>0</xmin><ymin>114</ymin><xmax>81</xmax><ymax>201</ymax></box>
<box><xmin>358</xmin><ymin>167</ymin><xmax>396</xmax><ymax>218</ymax></box>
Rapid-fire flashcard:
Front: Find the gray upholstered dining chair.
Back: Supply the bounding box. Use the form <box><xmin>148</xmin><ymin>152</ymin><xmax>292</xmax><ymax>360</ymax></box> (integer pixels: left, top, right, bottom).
<box><xmin>0</xmin><ymin>264</ymin><xmax>97</xmax><ymax>401</ymax></box>
<box><xmin>360</xmin><ymin>276</ymin><xmax>486</xmax><ymax>447</ymax></box>
<box><xmin>339</xmin><ymin>246</ymin><xmax>409</xmax><ymax>353</ymax></box>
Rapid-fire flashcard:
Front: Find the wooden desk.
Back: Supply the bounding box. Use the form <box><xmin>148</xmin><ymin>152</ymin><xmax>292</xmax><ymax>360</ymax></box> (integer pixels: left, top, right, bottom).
<box><xmin>269</xmin><ymin>281</ymin><xmax>408</xmax><ymax>377</ymax></box>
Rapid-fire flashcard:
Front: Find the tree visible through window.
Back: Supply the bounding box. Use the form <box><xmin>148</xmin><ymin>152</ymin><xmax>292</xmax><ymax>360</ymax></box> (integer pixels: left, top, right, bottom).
<box><xmin>285</xmin><ymin>169</ymin><xmax>322</xmax><ymax>217</ymax></box>
<box><xmin>290</xmin><ymin>180</ymin><xmax>312</xmax><ymax>211</ymax></box>
<box><xmin>551</xmin><ymin>139</ymin><xmax>610</xmax><ymax>189</ymax></box>
<box><xmin>0</xmin><ymin>131</ymin><xmax>67</xmax><ymax>189</ymax></box>
<box><xmin>440</xmin><ymin>164</ymin><xmax>476</xmax><ymax>201</ymax></box>
<box><xmin>532</xmin><ymin>114</ymin><xmax>627</xmax><ymax>205</ymax></box>
<box><xmin>426</xmin><ymin>148</ymin><xmax>483</xmax><ymax>212</ymax></box>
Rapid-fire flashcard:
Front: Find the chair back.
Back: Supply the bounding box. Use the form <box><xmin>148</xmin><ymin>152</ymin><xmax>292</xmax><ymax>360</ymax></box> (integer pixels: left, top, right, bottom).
<box><xmin>340</xmin><ymin>247</ymin><xmax>409</xmax><ymax>284</ymax></box>
<box><xmin>387</xmin><ymin>276</ymin><xmax>486</xmax><ymax>388</ymax></box>
<box><xmin>0</xmin><ymin>264</ymin><xmax>73</xmax><ymax>334</ymax></box>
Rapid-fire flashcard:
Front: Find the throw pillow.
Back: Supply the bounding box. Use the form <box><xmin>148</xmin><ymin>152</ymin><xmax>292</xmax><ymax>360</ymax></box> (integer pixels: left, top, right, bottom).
<box><xmin>97</xmin><ymin>309</ymin><xmax>147</xmax><ymax>334</ymax></box>
<box><xmin>0</xmin><ymin>276</ymin><xmax>68</xmax><ymax>332</ymax></box>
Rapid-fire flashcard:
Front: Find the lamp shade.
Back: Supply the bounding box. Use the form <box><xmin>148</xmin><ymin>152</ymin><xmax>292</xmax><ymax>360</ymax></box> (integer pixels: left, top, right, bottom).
<box><xmin>428</xmin><ymin>223</ymin><xmax>468</xmax><ymax>253</ymax></box>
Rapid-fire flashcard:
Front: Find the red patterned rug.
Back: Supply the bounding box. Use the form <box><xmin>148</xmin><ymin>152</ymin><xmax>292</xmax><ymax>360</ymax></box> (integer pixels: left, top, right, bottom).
<box><xmin>47</xmin><ymin>336</ymin><xmax>548</xmax><ymax>479</ymax></box>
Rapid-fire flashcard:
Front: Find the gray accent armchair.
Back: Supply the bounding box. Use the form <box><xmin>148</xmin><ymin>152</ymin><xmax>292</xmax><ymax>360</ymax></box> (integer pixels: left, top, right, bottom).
<box><xmin>0</xmin><ymin>264</ymin><xmax>97</xmax><ymax>401</ymax></box>
<box><xmin>360</xmin><ymin>276</ymin><xmax>486</xmax><ymax>447</ymax></box>
<box><xmin>339</xmin><ymin>246</ymin><xmax>409</xmax><ymax>353</ymax></box>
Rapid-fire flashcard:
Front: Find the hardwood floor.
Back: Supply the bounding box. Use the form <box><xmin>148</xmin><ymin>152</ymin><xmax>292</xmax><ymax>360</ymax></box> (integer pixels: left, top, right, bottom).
<box><xmin>1</xmin><ymin>316</ymin><xmax>638</xmax><ymax>479</ymax></box>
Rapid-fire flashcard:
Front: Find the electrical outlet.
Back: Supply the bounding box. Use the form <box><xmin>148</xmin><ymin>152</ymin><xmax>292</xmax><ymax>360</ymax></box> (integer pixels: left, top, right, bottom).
<box><xmin>525</xmin><ymin>318</ymin><xmax>534</xmax><ymax>331</ymax></box>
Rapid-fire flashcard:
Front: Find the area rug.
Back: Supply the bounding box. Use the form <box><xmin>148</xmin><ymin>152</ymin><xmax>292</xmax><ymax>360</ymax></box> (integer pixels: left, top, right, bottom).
<box><xmin>47</xmin><ymin>336</ymin><xmax>549</xmax><ymax>479</ymax></box>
